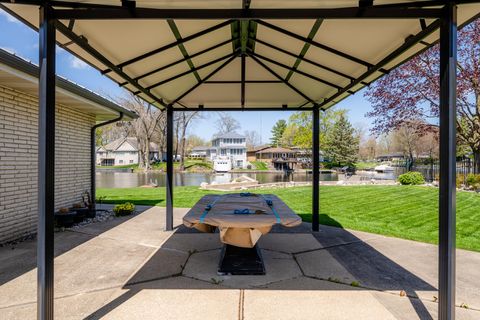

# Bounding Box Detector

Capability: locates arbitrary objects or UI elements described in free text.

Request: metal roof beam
[167,20,201,82]
[241,54,246,108]
[102,19,234,74]
[2,0,472,10]
[51,7,443,20]
[285,18,323,82]
[171,106,315,111]
[255,20,387,72]
[253,52,345,91]
[253,37,363,84]
[143,52,237,91]
[119,37,236,86]
[205,80,282,84]
[171,54,238,105]
[54,20,167,108]
[248,53,317,107]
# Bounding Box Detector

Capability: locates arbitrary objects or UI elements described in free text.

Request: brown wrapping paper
[183,193,302,248]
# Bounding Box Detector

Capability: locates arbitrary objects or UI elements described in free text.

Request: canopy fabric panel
[2,1,480,110]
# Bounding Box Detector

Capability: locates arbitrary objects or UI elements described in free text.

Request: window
[119,160,124,164]
[129,160,134,164]
[230,149,244,155]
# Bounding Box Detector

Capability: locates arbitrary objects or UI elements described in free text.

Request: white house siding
[210,136,247,168]
[0,85,95,243]
[114,141,139,165]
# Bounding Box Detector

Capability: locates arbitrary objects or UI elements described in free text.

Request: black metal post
[90,113,123,209]
[439,3,457,320]
[166,107,174,230]
[312,107,320,231]
[38,5,55,320]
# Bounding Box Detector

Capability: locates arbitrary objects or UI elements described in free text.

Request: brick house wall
[0,84,95,243]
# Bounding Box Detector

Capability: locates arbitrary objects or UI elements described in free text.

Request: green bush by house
[113,202,135,216]
[398,171,425,185]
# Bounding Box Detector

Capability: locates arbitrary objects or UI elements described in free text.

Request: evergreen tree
[270,119,287,147]
[324,114,359,166]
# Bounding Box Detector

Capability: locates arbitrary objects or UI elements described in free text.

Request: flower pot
[54,212,76,228]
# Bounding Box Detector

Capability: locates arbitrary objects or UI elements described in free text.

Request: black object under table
[217,244,266,275]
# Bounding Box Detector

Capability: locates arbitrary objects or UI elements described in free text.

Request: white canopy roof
[1,1,479,110]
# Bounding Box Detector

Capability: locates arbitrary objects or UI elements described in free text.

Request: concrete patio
[0,206,479,320]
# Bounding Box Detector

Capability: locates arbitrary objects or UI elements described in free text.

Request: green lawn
[150,160,212,171]
[354,161,378,170]
[251,161,268,170]
[96,185,480,252]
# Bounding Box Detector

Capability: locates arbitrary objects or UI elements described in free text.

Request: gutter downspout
[91,112,124,209]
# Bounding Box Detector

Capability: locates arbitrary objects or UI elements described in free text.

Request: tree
[270,119,287,146]
[215,113,240,134]
[175,111,201,171]
[324,114,359,166]
[282,109,347,150]
[186,134,207,152]
[365,19,480,173]
[118,95,165,171]
[244,130,261,149]
[359,135,377,161]
[280,124,298,147]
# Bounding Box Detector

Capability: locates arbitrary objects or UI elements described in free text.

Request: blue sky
[0,8,373,143]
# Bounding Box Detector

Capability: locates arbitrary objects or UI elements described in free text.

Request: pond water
[96,165,446,188]
[96,171,339,188]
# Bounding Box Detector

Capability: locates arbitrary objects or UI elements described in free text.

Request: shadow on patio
[2,207,479,319]
[85,214,438,320]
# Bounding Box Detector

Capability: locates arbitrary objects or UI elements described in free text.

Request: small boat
[213,156,232,172]
[374,164,395,172]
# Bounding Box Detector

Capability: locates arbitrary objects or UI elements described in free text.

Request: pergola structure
[1,1,480,319]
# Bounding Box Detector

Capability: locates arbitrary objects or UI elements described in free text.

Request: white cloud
[70,56,88,69]
[0,9,20,24]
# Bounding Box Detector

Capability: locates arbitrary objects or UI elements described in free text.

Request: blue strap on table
[200,193,281,223]
[234,208,255,214]
[260,195,281,224]
[199,195,222,223]
[241,193,281,223]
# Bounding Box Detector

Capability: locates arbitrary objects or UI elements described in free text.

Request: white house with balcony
[208,132,247,169]
[96,137,159,166]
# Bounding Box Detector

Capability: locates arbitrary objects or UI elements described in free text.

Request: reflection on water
[96,171,339,188]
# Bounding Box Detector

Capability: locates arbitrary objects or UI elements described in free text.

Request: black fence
[394,158,476,183]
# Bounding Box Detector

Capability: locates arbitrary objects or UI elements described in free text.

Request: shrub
[113,202,135,217]
[466,174,480,191]
[398,171,425,185]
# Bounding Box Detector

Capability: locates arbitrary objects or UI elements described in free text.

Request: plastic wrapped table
[183,193,302,275]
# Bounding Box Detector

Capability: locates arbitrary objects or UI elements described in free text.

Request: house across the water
[96,137,159,166]
[209,132,247,169]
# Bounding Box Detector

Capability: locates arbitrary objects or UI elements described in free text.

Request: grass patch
[354,161,377,170]
[96,185,480,252]
[251,161,268,170]
[151,160,211,171]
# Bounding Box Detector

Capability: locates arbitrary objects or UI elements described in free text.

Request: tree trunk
[474,150,480,174]
[144,138,151,171]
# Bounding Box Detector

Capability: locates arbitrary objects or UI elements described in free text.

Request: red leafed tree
[365,19,480,173]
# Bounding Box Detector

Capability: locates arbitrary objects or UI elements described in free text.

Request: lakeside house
[208,132,247,169]
[96,137,160,166]
[0,49,136,243]
[246,145,270,162]
[375,153,406,162]
[188,146,210,159]
[256,147,298,171]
